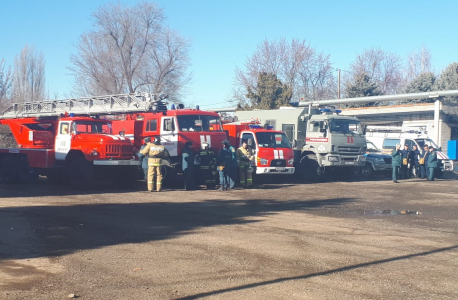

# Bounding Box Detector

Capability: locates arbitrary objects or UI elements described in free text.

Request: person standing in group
[391,143,402,183]
[409,145,420,178]
[137,137,151,181]
[419,144,430,179]
[427,146,438,181]
[237,141,254,188]
[140,136,170,192]
[400,144,410,179]
[182,141,197,190]
[216,140,237,191]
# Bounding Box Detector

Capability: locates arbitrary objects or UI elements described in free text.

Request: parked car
[358,141,392,178]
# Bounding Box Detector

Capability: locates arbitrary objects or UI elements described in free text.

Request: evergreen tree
[243,72,292,110]
[403,72,436,103]
[344,73,382,107]
[434,62,458,103]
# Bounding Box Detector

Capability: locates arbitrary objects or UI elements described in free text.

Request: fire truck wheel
[114,167,138,189]
[0,155,18,183]
[17,156,39,184]
[67,157,95,189]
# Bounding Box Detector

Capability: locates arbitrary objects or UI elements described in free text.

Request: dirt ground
[1,173,457,300]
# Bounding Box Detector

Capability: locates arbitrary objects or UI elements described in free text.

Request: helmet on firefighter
[153,136,161,145]
[144,137,151,143]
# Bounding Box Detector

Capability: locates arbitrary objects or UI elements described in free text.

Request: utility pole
[336,68,341,99]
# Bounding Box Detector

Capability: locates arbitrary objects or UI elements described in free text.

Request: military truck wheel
[299,154,325,181]
[361,164,373,178]
[66,157,96,189]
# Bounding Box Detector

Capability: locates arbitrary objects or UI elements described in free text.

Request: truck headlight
[328,156,339,162]
[258,158,268,165]
[287,158,294,165]
[91,150,100,156]
[359,156,367,162]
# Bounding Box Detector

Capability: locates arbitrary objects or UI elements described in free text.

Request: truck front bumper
[321,154,366,167]
[93,159,141,166]
[256,167,295,174]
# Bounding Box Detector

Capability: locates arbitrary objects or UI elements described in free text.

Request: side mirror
[119,131,125,137]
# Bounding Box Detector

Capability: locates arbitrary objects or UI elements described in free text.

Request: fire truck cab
[222,120,295,175]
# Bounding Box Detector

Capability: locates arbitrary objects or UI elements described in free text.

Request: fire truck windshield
[177,115,223,132]
[329,119,362,134]
[255,132,292,148]
[72,121,112,134]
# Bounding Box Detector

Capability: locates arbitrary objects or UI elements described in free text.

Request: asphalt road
[1,174,457,300]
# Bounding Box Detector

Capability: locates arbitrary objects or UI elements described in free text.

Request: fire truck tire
[0,155,18,183]
[114,167,138,189]
[66,157,95,189]
[299,154,325,181]
[17,156,39,184]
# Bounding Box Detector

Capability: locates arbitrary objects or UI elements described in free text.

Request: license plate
[345,162,354,165]
[275,167,285,171]
[119,161,131,165]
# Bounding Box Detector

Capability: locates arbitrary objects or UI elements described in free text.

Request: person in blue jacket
[137,137,151,181]
[216,140,237,191]
[427,146,438,181]
[409,145,420,178]
[419,144,429,179]
[400,144,410,179]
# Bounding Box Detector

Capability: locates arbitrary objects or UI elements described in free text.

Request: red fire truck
[109,105,228,183]
[0,93,162,188]
[222,119,295,175]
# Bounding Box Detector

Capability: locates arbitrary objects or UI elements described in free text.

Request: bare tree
[0,59,12,109]
[233,38,334,107]
[406,45,433,82]
[344,47,403,96]
[69,1,191,102]
[11,45,46,103]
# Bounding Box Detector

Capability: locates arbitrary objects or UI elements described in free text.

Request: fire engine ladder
[0,92,168,119]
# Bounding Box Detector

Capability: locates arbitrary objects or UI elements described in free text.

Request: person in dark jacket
[400,144,410,179]
[409,145,420,178]
[216,140,237,191]
[419,144,429,179]
[427,146,438,181]
[137,137,151,181]
[391,143,402,183]
[182,141,197,190]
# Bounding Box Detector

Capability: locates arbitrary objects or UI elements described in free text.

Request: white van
[366,132,453,176]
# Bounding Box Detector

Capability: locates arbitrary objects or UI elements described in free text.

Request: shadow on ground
[0,197,353,261]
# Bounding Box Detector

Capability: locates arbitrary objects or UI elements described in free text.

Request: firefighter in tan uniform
[236,141,254,187]
[140,136,170,192]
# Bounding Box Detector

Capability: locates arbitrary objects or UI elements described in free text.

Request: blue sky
[1,0,457,109]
